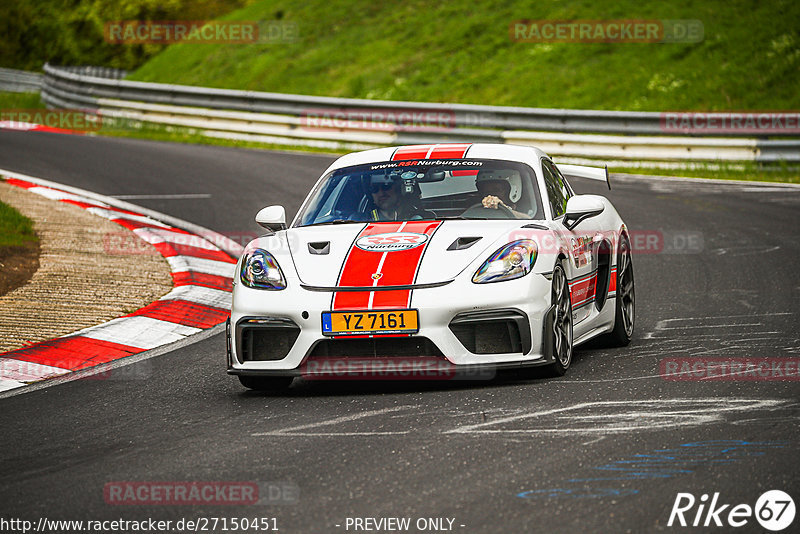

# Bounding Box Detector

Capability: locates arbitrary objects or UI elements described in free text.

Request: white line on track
[252,405,416,436]
[256,432,411,437]
[655,323,763,330]
[111,194,212,199]
[445,398,789,436]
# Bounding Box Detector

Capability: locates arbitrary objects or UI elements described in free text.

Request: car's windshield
[294,159,544,226]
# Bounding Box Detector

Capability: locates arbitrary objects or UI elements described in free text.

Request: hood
[286,220,538,287]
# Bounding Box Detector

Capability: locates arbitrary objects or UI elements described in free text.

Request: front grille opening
[307,336,445,359]
[450,320,523,354]
[239,326,300,362]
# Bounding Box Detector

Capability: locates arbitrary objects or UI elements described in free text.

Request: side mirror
[563,195,604,230]
[255,205,287,232]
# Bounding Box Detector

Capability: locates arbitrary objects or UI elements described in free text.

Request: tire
[604,237,635,346]
[546,262,574,377]
[238,375,293,392]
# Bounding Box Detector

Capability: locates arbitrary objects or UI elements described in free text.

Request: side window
[548,161,574,200]
[541,160,568,217]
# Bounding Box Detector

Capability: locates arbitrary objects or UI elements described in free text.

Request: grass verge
[0,196,40,297]
[129,0,800,112]
[0,91,45,109]
[96,119,345,155]
[0,199,38,249]
[610,163,799,184]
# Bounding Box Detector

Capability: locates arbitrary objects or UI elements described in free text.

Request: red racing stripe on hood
[332,221,442,310]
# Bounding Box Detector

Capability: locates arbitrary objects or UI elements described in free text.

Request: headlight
[472,240,537,284]
[240,248,286,290]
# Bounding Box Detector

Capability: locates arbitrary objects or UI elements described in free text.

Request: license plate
[322,310,419,336]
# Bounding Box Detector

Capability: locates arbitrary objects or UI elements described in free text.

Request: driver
[475,170,529,219]
[357,172,432,221]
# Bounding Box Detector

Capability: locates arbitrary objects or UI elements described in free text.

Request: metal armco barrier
[18,64,797,162]
[0,68,43,93]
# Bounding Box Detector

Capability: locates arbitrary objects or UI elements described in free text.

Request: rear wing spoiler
[557,164,611,190]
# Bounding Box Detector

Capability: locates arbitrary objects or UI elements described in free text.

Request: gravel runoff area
[0,181,173,352]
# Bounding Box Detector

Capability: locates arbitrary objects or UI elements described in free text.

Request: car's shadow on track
[234,351,598,398]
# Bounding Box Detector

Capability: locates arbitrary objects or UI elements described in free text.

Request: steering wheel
[461,202,514,219]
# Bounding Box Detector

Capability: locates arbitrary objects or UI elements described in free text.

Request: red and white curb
[0,170,244,392]
[0,121,85,135]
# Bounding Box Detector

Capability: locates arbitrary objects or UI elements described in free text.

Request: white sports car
[226,143,634,390]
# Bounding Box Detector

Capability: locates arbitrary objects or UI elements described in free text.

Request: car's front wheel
[238,375,293,392]
[547,262,573,376]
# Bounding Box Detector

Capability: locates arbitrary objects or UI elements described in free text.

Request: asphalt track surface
[0,130,798,533]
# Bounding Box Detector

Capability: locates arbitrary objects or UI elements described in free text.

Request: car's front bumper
[228,271,555,376]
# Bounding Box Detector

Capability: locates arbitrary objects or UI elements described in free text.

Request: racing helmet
[475,169,522,203]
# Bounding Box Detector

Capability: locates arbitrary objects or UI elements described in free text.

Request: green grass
[0,199,39,249]
[611,162,800,184]
[1,0,251,71]
[0,92,45,109]
[129,0,800,112]
[95,118,344,155]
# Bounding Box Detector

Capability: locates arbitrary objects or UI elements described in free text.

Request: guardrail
[26,64,800,163]
[0,68,43,93]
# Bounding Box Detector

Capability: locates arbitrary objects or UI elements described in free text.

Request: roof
[322,143,548,174]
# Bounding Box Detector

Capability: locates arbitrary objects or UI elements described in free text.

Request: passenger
[475,170,529,219]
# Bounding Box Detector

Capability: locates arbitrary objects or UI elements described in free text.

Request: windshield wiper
[438,216,491,220]
[302,219,358,227]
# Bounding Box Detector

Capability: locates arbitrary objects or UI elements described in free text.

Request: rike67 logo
[668,490,795,531]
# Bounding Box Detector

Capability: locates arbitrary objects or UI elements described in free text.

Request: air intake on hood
[307,241,330,255]
[447,236,482,251]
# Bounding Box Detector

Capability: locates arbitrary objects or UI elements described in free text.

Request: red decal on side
[609,267,618,293]
[569,271,598,307]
